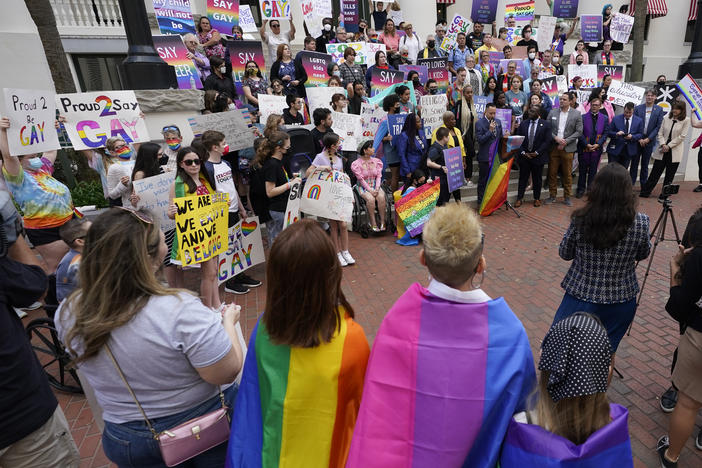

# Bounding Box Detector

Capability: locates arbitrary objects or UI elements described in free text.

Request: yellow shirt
[474,45,498,61]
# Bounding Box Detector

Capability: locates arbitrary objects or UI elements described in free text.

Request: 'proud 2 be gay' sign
[2,88,61,156]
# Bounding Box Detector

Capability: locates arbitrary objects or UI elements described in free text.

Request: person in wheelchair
[352,141,387,233]
[56,218,91,303]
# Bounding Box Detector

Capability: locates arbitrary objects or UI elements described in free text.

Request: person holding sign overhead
[260,16,296,67]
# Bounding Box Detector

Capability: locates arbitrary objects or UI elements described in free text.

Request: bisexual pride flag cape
[226,313,369,468]
[479,135,524,216]
[500,404,634,467]
[346,283,536,468]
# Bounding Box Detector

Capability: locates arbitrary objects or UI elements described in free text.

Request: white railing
[50,0,125,36]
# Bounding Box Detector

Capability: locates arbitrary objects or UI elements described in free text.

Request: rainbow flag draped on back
[479,135,524,216]
[226,313,369,468]
[500,404,634,467]
[347,283,536,467]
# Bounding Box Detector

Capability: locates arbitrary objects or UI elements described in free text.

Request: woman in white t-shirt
[56,207,244,468]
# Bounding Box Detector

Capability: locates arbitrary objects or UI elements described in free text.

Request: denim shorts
[101,384,238,468]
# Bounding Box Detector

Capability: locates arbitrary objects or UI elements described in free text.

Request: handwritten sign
[207,0,238,35]
[152,0,195,35]
[300,168,354,223]
[370,68,404,97]
[2,88,60,156]
[259,0,290,20]
[610,13,634,44]
[174,193,229,266]
[326,42,366,65]
[420,95,448,137]
[360,102,385,141]
[331,111,362,151]
[567,64,597,88]
[314,0,332,17]
[257,94,287,124]
[218,216,265,283]
[580,15,603,42]
[552,0,578,18]
[152,35,202,90]
[301,0,322,38]
[239,5,257,32]
[471,0,498,24]
[306,86,346,112]
[597,65,623,86]
[505,1,535,21]
[55,91,149,151]
[537,16,557,53]
[227,40,266,96]
[676,74,702,120]
[417,57,450,92]
[299,51,331,87]
[395,178,440,237]
[283,180,302,229]
[440,14,472,53]
[606,80,645,107]
[188,110,255,152]
[364,43,386,66]
[445,147,465,193]
[133,172,176,232]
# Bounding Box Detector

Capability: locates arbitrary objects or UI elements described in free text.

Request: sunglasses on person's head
[162,125,179,133]
[183,158,201,166]
[116,206,154,224]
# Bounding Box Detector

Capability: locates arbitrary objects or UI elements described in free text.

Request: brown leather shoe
[533,199,542,207]
[514,199,523,207]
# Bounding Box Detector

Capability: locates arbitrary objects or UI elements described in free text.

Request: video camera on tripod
[659,183,680,200]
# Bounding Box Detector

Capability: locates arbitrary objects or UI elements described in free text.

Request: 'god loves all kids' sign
[175,193,229,266]
[55,91,150,151]
[2,88,61,156]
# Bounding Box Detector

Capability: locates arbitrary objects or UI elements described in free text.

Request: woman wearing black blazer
[270,44,304,96]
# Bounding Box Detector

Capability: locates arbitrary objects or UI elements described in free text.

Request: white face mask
[228,103,236,110]
[333,70,341,77]
[324,24,332,32]
[528,52,536,60]
[219,66,226,74]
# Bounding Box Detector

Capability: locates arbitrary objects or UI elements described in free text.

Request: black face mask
[658,80,665,86]
[576,61,583,66]
[429,88,438,95]
[412,78,420,86]
[428,41,435,48]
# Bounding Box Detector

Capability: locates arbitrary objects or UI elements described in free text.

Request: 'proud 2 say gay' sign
[55,91,150,151]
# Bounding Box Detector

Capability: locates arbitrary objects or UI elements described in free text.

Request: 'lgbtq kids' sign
[226,40,267,95]
[2,88,60,156]
[56,91,150,151]
[133,172,176,232]
[152,35,202,89]
[299,51,332,87]
[395,178,440,237]
[207,0,239,35]
[370,68,404,97]
[300,168,354,223]
[152,0,195,35]
[175,193,229,266]
[218,216,265,283]
[505,1,535,21]
[259,0,290,20]
[580,15,603,42]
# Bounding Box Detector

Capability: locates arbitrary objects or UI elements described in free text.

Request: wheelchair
[351,183,396,238]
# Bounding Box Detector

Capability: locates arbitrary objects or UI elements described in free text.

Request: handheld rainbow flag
[500,404,634,467]
[479,135,524,216]
[395,178,440,237]
[347,283,536,467]
[226,314,369,468]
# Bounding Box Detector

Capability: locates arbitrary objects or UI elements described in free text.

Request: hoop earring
[471,271,484,290]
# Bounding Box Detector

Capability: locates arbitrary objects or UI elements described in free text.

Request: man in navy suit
[515,105,552,207]
[476,102,503,205]
[632,89,664,186]
[606,102,644,169]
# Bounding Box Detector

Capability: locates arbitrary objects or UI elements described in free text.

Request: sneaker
[14,308,27,319]
[544,197,557,205]
[563,198,573,206]
[224,280,250,295]
[337,252,348,267]
[696,428,702,450]
[466,180,475,188]
[693,184,702,193]
[342,250,355,265]
[237,273,262,288]
[657,435,678,468]
[660,386,678,413]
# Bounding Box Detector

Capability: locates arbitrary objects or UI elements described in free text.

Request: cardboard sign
[326,42,366,65]
[239,5,257,32]
[306,86,346,112]
[152,35,202,90]
[301,0,322,38]
[495,108,512,135]
[610,13,634,44]
[314,0,332,17]
[299,51,332,87]
[399,65,428,84]
[420,95,448,138]
[395,178,440,237]
[606,80,645,107]
[207,0,238,35]
[552,0,578,18]
[188,110,255,152]
[574,90,591,106]
[55,91,149,151]
[471,0,498,24]
[440,14,472,53]
[174,193,229,266]
[370,68,404,97]
[218,216,265,283]
[505,1,535,21]
[152,0,196,35]
[445,147,465,193]
[677,74,702,120]
[537,16,557,53]
[300,168,354,223]
[360,102,386,141]
[568,64,597,89]
[283,180,302,229]
[2,88,60,156]
[259,0,290,20]
[580,15,602,42]
[227,40,267,96]
[331,111,363,151]
[417,57,450,92]
[133,172,176,232]
[597,65,624,86]
[258,94,287,124]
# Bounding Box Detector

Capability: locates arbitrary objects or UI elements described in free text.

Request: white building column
[399,0,437,45]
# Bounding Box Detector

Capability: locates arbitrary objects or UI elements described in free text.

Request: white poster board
[283,179,302,230]
[440,14,472,53]
[610,13,634,44]
[2,88,60,156]
[331,111,363,152]
[55,91,149,151]
[258,94,287,124]
[567,64,597,89]
[306,86,346,112]
[606,80,645,107]
[239,5,257,33]
[133,172,176,232]
[300,168,354,223]
[537,16,557,53]
[420,94,448,139]
[259,0,291,20]
[360,102,386,141]
[218,216,265,284]
[188,109,255,151]
[363,43,387,67]
[301,0,322,38]
[314,0,332,18]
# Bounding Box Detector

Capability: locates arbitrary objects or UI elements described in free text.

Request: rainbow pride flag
[347,283,536,467]
[207,0,239,35]
[479,135,524,216]
[505,1,535,21]
[500,404,634,467]
[226,313,369,468]
[394,178,440,237]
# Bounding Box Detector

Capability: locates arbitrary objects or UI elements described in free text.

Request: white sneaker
[337,252,348,267]
[14,308,28,319]
[466,180,475,188]
[22,301,42,311]
[342,250,355,265]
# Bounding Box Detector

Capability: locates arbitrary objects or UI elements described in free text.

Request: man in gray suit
[545,92,583,206]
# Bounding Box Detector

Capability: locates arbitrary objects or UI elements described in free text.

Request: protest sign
[610,13,634,44]
[301,0,322,38]
[537,16,557,53]
[580,15,602,42]
[259,0,290,20]
[511,46,528,59]
[360,102,385,141]
[314,0,332,17]
[606,80,645,107]
[499,59,525,78]
[133,172,176,232]
[417,57,450,92]
[283,180,302,229]
[207,0,238,35]
[368,82,417,108]
[574,90,590,106]
[55,91,149,151]
[440,14,471,53]
[505,1,535,21]
[258,94,287,124]
[677,74,702,120]
[363,43,386,66]
[326,42,366,65]
[420,95,448,138]
[495,108,513,135]
[300,168,354,223]
[218,216,265,283]
[174,193,229,266]
[306,86,346,112]
[395,178,440,237]
[552,0,578,18]
[656,83,680,113]
[597,65,624,86]
[152,35,202,90]
[488,51,505,70]
[227,40,266,95]
[2,88,60,156]
[299,51,332,87]
[541,76,559,106]
[568,64,597,88]
[474,95,491,119]
[331,111,362,151]
[341,0,359,33]
[556,75,569,94]
[370,68,404,96]
[152,0,195,35]
[471,0,498,24]
[239,5,257,32]
[445,147,465,193]
[188,110,255,151]
[399,65,428,84]
[387,113,409,137]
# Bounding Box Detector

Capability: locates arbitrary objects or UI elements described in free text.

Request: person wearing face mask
[354,19,370,42]
[522,45,541,78]
[570,40,590,64]
[103,137,138,208]
[516,25,538,52]
[203,55,238,102]
[393,45,412,68]
[425,79,440,96]
[315,17,337,53]
[418,34,441,61]
[242,61,271,108]
[551,51,564,76]
[160,125,182,171]
[655,75,668,95]
[259,15,295,67]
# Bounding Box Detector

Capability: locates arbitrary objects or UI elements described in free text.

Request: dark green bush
[71,181,109,208]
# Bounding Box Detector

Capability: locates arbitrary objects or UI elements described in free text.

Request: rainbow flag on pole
[226,313,369,468]
[479,135,524,216]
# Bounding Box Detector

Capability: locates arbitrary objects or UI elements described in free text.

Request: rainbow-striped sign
[505,1,534,21]
[152,35,202,90]
[395,178,440,237]
[677,73,702,120]
[207,0,239,35]
[226,40,267,96]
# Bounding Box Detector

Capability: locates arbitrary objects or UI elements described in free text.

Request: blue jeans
[631,144,653,185]
[102,384,238,468]
[267,210,285,244]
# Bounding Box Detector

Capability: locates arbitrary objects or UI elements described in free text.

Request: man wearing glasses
[259,15,296,67]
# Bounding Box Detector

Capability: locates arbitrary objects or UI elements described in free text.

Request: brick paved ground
[26,181,702,467]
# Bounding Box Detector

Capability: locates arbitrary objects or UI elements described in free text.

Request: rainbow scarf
[479,135,524,216]
[500,404,633,467]
[347,283,536,467]
[226,313,370,468]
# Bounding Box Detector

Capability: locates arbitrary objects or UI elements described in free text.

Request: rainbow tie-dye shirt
[2,157,74,230]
